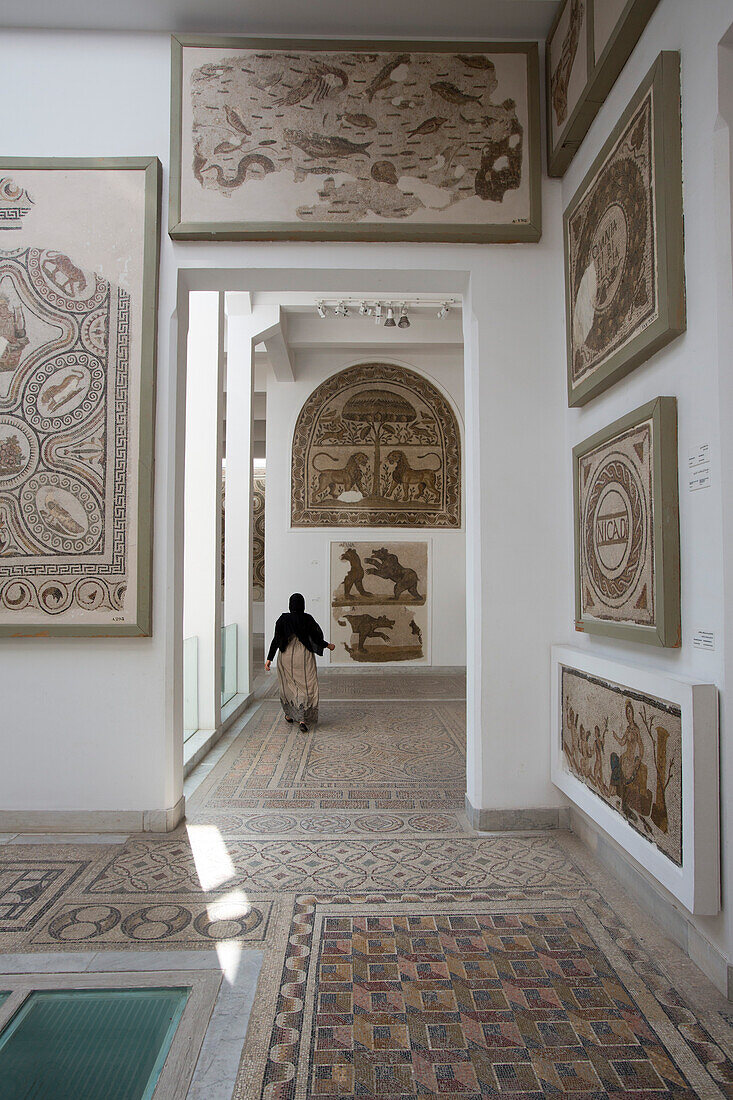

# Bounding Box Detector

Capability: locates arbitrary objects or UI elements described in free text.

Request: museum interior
[1,0,733,1095]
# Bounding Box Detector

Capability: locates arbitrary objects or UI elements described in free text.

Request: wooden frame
[564,52,685,407]
[0,157,161,636]
[169,35,542,243]
[551,645,720,915]
[546,0,661,177]
[572,397,680,647]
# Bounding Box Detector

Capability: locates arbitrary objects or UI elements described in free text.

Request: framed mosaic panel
[0,158,161,636]
[564,52,685,406]
[169,36,541,243]
[546,0,594,177]
[552,645,720,914]
[252,464,265,601]
[330,540,429,665]
[573,397,679,647]
[292,362,461,529]
[546,0,661,177]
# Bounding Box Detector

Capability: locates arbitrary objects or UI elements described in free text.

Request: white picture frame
[551,645,719,915]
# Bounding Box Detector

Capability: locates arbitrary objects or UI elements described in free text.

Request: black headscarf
[267,593,326,661]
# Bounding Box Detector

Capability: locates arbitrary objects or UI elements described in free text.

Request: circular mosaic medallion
[0,415,39,491]
[21,472,103,553]
[37,580,73,615]
[193,906,263,940]
[27,248,107,312]
[121,904,191,941]
[244,814,298,834]
[1,580,33,611]
[25,351,104,430]
[48,905,121,942]
[75,578,107,612]
[354,814,403,833]
[407,813,454,831]
[583,454,646,606]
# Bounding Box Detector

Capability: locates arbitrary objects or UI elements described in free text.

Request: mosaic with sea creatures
[175,41,539,239]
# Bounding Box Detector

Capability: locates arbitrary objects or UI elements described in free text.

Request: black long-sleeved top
[267,611,327,662]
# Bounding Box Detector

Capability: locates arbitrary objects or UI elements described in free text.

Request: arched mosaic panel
[291,362,461,529]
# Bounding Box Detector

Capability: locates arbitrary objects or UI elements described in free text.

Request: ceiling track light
[397,304,410,329]
[374,303,383,325]
[384,304,396,328]
[436,301,450,319]
[316,301,327,319]
[334,301,349,317]
[359,301,372,316]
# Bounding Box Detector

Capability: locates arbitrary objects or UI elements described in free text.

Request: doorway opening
[178,267,476,816]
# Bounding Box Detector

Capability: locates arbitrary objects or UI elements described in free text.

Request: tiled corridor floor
[1,668,732,1097]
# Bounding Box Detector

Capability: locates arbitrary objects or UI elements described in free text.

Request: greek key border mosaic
[0,157,160,635]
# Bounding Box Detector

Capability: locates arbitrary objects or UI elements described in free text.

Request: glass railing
[183,635,198,742]
[221,623,238,706]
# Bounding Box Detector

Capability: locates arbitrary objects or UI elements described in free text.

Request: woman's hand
[265,659,271,671]
[327,643,336,651]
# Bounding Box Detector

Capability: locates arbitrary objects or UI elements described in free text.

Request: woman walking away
[265,593,335,733]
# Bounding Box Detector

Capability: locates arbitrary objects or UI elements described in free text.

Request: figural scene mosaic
[291,362,461,529]
[0,161,159,635]
[331,540,429,664]
[172,39,540,240]
[561,665,682,865]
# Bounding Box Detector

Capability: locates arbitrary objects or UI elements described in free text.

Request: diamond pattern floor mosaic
[2,669,733,1098]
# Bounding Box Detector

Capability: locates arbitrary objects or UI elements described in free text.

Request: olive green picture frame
[168,35,542,243]
[564,52,685,408]
[572,396,680,648]
[547,0,661,177]
[0,156,161,638]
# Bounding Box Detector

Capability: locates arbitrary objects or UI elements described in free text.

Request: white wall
[0,29,567,832]
[263,349,466,668]
[559,0,733,963]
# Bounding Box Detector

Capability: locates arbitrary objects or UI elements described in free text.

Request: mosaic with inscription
[292,362,460,528]
[562,665,682,865]
[578,418,654,628]
[567,89,657,388]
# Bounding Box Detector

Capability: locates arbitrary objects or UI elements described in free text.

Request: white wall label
[692,630,715,651]
[688,443,711,491]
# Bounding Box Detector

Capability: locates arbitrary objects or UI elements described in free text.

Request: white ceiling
[0,0,558,37]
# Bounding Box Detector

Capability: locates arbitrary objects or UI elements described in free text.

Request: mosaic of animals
[311,448,442,504]
[339,546,424,601]
[190,49,525,222]
[338,612,395,652]
[565,695,675,840]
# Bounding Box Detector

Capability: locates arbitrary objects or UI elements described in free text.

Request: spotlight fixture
[359,301,372,316]
[397,304,410,329]
[384,304,396,328]
[316,301,327,319]
[374,302,383,325]
[436,301,450,319]
[334,301,349,317]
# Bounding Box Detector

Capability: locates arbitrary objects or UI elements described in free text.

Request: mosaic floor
[2,668,732,1098]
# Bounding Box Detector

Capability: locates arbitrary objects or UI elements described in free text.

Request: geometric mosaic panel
[251,899,709,1099]
[0,859,88,932]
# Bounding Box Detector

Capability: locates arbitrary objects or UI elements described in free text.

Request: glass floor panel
[0,987,189,1100]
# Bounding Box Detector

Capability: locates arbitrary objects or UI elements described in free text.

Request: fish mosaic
[176,41,539,238]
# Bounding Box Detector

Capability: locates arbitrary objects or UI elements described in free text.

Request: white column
[224,303,255,698]
[183,291,225,734]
